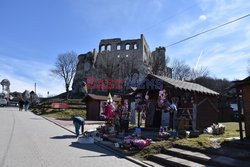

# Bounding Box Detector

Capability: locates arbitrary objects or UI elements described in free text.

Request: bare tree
[171,59,191,80]
[190,66,210,80]
[95,52,117,78]
[194,76,232,94]
[94,52,121,94]
[95,53,141,95]
[51,51,78,99]
[123,54,141,93]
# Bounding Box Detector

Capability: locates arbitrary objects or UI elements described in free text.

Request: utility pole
[237,89,244,141]
[34,83,37,93]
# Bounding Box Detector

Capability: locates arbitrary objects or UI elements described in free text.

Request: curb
[41,115,150,167]
[95,141,151,167]
[41,116,76,134]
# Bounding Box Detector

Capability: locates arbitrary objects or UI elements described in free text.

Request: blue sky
[0,0,249,96]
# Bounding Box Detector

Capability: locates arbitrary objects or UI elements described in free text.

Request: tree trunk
[66,83,69,99]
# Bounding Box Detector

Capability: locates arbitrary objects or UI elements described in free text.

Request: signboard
[51,103,69,109]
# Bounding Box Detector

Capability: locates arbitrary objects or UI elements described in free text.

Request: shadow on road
[50,135,77,139]
[69,142,121,159]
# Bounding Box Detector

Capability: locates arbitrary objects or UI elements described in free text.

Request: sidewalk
[44,117,105,133]
[42,116,151,167]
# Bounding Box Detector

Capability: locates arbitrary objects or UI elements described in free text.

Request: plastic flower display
[158,89,166,108]
[103,102,114,119]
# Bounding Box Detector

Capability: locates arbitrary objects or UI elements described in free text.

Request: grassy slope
[174,122,244,149]
[134,122,243,159]
[31,108,86,119]
[31,98,86,119]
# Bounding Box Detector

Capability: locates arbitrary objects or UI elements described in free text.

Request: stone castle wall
[72,34,172,95]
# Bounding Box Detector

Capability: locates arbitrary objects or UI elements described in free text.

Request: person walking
[18,100,24,111]
[72,116,85,137]
[24,101,29,111]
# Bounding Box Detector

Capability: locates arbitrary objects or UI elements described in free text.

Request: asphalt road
[0,107,140,167]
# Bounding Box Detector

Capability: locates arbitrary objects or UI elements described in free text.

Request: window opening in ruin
[100,45,105,52]
[126,54,129,57]
[125,44,130,50]
[134,44,138,49]
[117,55,120,58]
[116,44,121,50]
[107,45,111,51]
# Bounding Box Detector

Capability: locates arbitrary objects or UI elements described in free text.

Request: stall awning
[233,76,250,86]
[148,74,219,95]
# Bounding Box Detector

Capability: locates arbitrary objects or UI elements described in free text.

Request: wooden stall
[233,76,250,139]
[132,74,219,130]
[83,94,121,121]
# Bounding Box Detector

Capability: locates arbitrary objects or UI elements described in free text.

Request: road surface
[0,107,140,167]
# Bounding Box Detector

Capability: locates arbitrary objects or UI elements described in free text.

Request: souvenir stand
[131,74,219,139]
[95,93,152,151]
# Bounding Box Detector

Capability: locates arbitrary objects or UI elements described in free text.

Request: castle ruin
[72,34,171,95]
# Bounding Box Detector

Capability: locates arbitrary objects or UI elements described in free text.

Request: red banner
[51,103,69,109]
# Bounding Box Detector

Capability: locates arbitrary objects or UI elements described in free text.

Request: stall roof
[233,76,250,86]
[148,74,219,95]
[83,94,121,101]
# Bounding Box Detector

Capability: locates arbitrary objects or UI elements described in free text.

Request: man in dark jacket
[72,116,85,137]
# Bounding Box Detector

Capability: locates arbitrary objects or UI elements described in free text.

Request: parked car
[0,98,8,107]
[8,101,18,107]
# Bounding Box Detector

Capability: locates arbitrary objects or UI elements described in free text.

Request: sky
[0,0,249,96]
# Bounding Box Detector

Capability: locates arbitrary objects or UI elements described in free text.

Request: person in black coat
[18,100,24,111]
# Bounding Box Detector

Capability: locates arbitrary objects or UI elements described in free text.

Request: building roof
[233,76,250,86]
[83,94,121,102]
[148,74,219,95]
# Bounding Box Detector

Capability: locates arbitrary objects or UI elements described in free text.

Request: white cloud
[199,15,207,21]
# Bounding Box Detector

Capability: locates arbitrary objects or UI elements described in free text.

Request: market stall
[130,74,219,132]
[83,93,121,120]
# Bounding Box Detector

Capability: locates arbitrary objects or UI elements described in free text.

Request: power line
[166,13,250,48]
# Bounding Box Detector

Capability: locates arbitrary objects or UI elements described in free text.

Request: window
[126,54,129,57]
[125,44,130,50]
[116,44,121,50]
[134,44,138,49]
[107,45,111,51]
[100,45,105,52]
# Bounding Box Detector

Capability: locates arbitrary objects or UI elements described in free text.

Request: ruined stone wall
[141,34,151,65]
[72,35,172,95]
[98,34,149,64]
[150,47,172,77]
[72,52,96,94]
